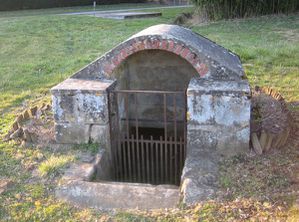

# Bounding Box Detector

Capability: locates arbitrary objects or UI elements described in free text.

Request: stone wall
[51,78,116,152]
[180,78,251,204]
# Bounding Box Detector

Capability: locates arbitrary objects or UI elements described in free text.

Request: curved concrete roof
[131,24,244,76]
[72,24,244,81]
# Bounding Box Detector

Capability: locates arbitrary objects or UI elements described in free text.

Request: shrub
[191,0,299,20]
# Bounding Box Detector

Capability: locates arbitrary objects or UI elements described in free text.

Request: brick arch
[100,37,209,78]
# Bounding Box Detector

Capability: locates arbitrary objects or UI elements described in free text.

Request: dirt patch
[0,179,12,195]
[3,103,55,145]
[275,29,299,42]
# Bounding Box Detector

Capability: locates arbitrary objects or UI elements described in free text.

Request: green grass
[0,4,298,221]
[38,155,75,177]
[0,6,193,113]
[0,3,164,18]
[192,14,299,102]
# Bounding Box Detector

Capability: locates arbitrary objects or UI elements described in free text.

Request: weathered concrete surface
[187,78,251,156]
[181,151,219,204]
[57,149,179,210]
[56,181,179,210]
[51,78,116,144]
[51,79,113,124]
[62,149,112,182]
[181,77,251,205]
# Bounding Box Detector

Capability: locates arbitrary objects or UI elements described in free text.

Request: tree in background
[190,0,299,20]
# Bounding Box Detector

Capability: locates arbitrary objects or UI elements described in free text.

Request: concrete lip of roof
[92,11,162,19]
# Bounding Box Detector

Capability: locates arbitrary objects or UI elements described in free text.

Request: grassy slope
[192,14,299,102]
[0,4,298,221]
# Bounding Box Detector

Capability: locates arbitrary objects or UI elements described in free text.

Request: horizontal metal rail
[119,118,185,124]
[112,89,185,94]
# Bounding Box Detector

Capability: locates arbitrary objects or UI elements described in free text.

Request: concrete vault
[51,24,251,209]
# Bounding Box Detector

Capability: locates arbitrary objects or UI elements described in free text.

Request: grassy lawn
[0,3,166,18]
[0,4,298,221]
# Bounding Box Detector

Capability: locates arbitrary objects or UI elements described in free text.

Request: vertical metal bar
[120,135,124,182]
[150,136,154,184]
[115,92,122,181]
[170,136,173,184]
[160,136,164,184]
[175,142,178,185]
[125,93,131,181]
[108,92,116,179]
[134,93,141,182]
[155,140,159,184]
[165,135,168,183]
[146,141,150,183]
[173,94,177,141]
[183,91,187,157]
[179,136,183,176]
[163,93,168,183]
[125,93,130,136]
[121,141,126,182]
[122,134,127,182]
[163,94,167,140]
[141,135,145,183]
[173,94,178,185]
[127,135,132,181]
[131,134,135,182]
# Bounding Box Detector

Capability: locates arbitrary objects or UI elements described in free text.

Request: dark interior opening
[112,126,185,186]
[131,127,165,140]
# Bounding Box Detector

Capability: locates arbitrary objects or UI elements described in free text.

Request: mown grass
[0,4,298,221]
[0,6,193,113]
[192,14,299,102]
[0,3,164,18]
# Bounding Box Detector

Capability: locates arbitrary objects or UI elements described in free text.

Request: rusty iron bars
[109,89,187,186]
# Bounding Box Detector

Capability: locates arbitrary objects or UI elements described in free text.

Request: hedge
[191,0,299,20]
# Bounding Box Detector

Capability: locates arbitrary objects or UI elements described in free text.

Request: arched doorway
[109,50,197,185]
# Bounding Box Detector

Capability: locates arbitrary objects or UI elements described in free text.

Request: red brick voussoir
[102,37,209,78]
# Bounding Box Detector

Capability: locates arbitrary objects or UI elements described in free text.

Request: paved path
[61,5,192,16]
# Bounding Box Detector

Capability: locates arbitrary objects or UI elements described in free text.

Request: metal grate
[109,90,186,185]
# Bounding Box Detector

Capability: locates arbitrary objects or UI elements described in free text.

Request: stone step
[56,180,180,210]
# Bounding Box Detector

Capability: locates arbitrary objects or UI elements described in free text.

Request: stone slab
[56,181,179,210]
[187,78,250,95]
[90,124,110,145]
[51,78,115,93]
[52,89,109,124]
[93,12,162,20]
[55,123,90,144]
[57,148,179,210]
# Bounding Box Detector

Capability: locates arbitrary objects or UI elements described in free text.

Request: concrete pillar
[181,77,251,204]
[51,78,116,151]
